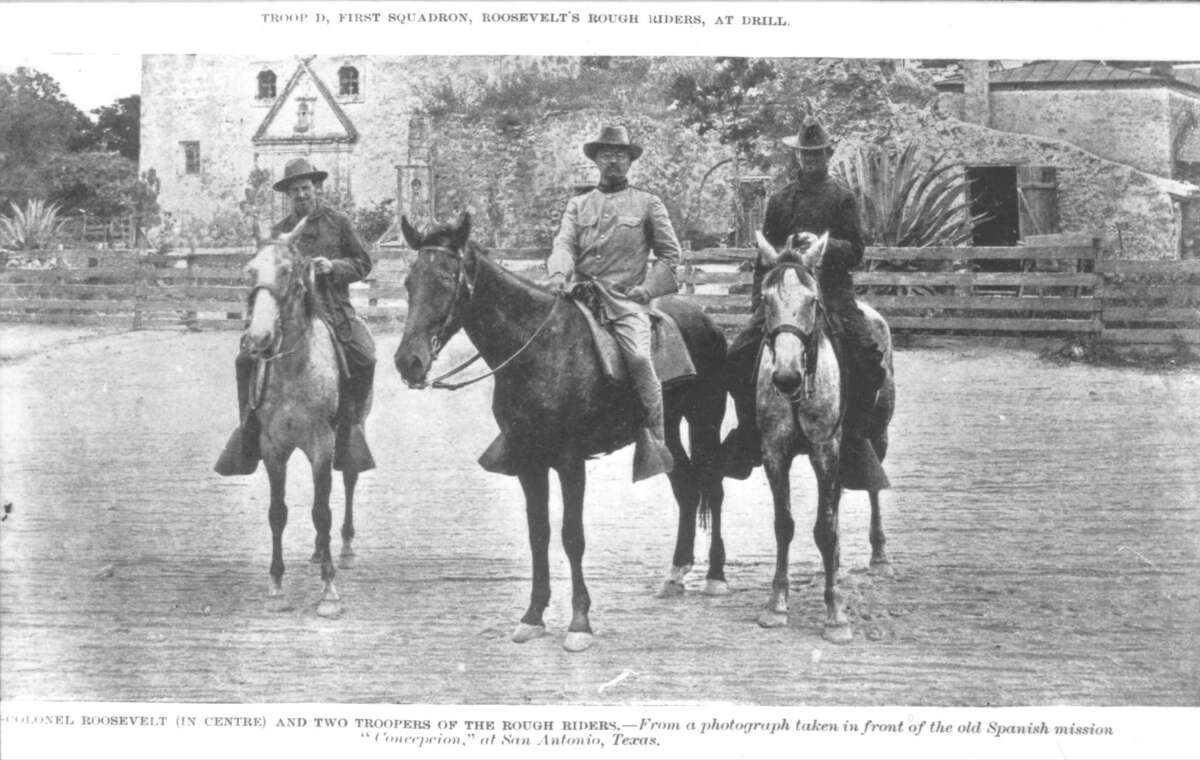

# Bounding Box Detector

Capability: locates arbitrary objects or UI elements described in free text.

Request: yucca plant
[0,199,70,251]
[835,141,985,296]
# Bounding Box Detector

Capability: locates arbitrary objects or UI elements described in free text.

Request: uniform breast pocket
[616,214,642,228]
[577,208,600,228]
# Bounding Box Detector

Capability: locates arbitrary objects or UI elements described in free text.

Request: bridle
[245,243,312,364]
[410,243,560,391]
[763,262,822,402]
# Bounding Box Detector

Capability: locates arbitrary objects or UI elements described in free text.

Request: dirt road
[1,328,1197,705]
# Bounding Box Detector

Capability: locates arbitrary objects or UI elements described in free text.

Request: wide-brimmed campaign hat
[273,158,329,192]
[781,115,834,152]
[583,125,643,161]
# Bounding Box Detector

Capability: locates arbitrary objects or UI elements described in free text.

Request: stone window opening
[181,141,201,175]
[338,66,360,97]
[257,70,276,100]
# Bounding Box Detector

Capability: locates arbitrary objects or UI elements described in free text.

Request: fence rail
[2,242,1198,348]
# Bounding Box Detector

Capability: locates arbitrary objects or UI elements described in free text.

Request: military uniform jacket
[757,174,865,315]
[548,186,681,321]
[272,205,372,339]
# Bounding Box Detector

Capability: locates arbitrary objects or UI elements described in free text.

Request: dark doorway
[967,166,1020,246]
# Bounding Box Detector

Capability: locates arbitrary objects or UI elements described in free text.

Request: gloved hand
[542,273,569,293]
[627,285,652,304]
[791,232,819,253]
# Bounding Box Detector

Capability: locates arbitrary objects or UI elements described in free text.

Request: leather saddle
[569,298,696,387]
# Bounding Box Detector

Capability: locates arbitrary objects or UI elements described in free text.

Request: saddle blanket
[570,300,696,386]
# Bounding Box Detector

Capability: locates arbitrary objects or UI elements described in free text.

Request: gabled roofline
[252,56,359,145]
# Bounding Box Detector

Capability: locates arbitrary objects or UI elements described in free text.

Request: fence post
[1092,236,1105,343]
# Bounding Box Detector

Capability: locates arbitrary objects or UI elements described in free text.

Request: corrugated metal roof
[937,61,1200,95]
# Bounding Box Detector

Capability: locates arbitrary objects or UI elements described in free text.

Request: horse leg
[692,417,729,596]
[868,490,894,578]
[265,451,292,612]
[559,457,593,652]
[339,471,358,569]
[757,451,794,628]
[310,446,341,618]
[512,465,550,644]
[813,445,851,643]
[658,408,695,598]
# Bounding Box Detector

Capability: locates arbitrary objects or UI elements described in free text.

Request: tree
[84,95,140,160]
[0,67,91,163]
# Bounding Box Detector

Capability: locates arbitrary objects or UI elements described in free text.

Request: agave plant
[835,141,985,297]
[0,199,71,251]
[835,140,981,248]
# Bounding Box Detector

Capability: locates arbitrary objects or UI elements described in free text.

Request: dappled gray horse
[241,220,365,617]
[753,231,895,643]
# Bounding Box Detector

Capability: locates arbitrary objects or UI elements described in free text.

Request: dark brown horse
[752,231,895,642]
[394,214,728,652]
[242,221,365,617]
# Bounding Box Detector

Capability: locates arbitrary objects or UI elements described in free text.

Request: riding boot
[630,363,674,483]
[214,353,261,476]
[719,329,763,480]
[837,310,889,492]
[334,360,376,473]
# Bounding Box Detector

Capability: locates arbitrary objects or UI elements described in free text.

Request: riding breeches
[610,311,665,433]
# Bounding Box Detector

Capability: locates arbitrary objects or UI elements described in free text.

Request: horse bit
[413,244,560,391]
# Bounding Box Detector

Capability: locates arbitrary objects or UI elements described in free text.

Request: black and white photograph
[1,2,1198,758]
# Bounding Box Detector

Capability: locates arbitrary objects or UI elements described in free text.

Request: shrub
[0,199,70,250]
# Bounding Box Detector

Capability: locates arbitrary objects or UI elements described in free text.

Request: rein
[415,244,560,391]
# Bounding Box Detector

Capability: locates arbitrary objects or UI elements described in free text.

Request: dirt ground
[0,326,1197,705]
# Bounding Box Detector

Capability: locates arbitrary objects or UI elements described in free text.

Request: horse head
[242,217,311,359]
[395,212,474,387]
[756,230,827,401]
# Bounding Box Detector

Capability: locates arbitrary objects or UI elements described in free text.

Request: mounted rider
[215,157,377,476]
[546,125,682,481]
[722,115,887,481]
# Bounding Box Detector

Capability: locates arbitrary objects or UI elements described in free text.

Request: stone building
[137,54,732,248]
[935,60,1200,258]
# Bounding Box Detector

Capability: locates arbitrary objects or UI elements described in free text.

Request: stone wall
[900,112,1183,259]
[430,110,734,248]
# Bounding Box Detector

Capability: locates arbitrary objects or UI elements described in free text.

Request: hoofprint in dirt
[0,330,1197,704]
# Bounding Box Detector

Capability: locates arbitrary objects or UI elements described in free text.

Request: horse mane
[761,250,816,293]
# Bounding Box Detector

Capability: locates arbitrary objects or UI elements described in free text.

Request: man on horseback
[546,126,682,480]
[215,157,377,476]
[722,115,887,482]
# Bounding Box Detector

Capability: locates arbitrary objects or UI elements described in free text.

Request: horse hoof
[266,595,292,613]
[869,560,894,579]
[511,623,546,644]
[823,624,853,644]
[563,632,594,652]
[316,598,344,619]
[655,580,685,598]
[702,579,731,596]
[338,553,357,570]
[757,610,789,628]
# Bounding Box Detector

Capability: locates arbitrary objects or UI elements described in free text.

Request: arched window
[338,66,360,97]
[256,70,276,100]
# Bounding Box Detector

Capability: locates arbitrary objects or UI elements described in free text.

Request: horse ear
[451,211,471,250]
[755,231,779,268]
[278,217,307,247]
[400,216,422,250]
[801,231,829,270]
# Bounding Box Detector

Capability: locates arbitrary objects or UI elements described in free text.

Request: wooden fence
[2,241,1198,348]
